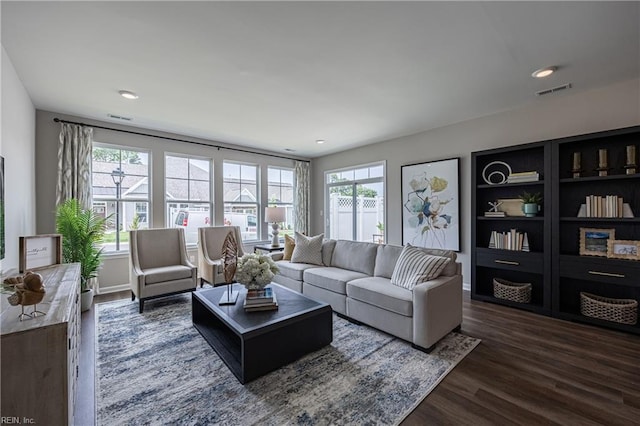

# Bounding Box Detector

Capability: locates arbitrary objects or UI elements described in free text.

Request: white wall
[311,78,640,283]
[1,47,36,275]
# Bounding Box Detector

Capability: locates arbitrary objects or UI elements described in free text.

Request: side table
[254,244,284,254]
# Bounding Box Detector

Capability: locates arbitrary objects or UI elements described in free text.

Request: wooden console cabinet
[1,263,81,425]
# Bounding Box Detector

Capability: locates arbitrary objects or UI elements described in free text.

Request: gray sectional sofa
[272,239,463,351]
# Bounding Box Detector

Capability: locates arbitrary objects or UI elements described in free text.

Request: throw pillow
[283,234,295,261]
[390,245,451,290]
[290,232,324,265]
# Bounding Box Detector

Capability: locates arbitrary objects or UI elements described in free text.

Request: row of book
[484,211,506,217]
[489,230,530,251]
[243,287,279,312]
[583,195,625,218]
[507,171,539,183]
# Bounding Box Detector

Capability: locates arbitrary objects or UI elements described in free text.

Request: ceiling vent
[107,113,132,121]
[536,83,572,96]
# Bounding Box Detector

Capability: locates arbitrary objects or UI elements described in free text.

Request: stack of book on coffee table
[243,287,278,312]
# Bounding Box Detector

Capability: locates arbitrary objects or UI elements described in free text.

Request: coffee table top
[193,283,330,335]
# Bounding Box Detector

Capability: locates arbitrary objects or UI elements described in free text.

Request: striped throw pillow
[290,232,324,265]
[390,245,451,290]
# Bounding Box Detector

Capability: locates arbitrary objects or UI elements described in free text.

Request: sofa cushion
[143,265,193,285]
[304,267,368,295]
[347,277,413,316]
[291,232,324,265]
[373,244,404,278]
[330,240,378,275]
[390,245,450,290]
[275,260,319,282]
[283,234,295,260]
[322,239,337,266]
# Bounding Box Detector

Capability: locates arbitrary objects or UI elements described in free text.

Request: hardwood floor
[77,291,640,425]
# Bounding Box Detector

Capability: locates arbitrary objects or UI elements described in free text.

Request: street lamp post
[111,168,125,250]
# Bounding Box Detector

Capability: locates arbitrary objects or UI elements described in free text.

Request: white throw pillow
[391,244,451,290]
[290,232,324,265]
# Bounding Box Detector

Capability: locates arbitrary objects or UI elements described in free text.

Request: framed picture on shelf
[401,157,460,251]
[579,228,615,257]
[607,240,640,260]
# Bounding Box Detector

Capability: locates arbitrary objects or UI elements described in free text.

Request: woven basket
[493,278,532,304]
[580,292,638,325]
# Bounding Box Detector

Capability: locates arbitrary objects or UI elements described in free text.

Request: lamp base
[271,223,280,247]
[219,285,239,305]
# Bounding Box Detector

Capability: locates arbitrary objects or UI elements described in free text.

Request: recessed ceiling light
[316,139,325,144]
[118,90,139,100]
[531,66,558,78]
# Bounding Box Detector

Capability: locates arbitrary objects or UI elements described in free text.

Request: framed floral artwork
[401,157,460,251]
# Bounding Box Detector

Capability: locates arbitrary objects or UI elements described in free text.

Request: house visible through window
[325,162,385,243]
[223,161,258,241]
[267,166,294,239]
[92,144,150,252]
[165,154,212,245]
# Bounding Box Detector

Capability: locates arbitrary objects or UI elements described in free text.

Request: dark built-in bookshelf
[472,125,640,335]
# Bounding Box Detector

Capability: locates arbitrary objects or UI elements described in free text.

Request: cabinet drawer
[559,256,639,287]
[476,248,544,273]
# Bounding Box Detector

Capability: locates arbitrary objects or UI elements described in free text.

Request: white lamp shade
[265,206,286,223]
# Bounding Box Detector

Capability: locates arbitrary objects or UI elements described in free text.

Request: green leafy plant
[376,222,384,232]
[55,198,110,292]
[519,191,543,205]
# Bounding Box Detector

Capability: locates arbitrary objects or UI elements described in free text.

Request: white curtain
[56,123,93,209]
[294,161,310,234]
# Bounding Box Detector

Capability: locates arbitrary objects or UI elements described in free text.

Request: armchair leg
[139,299,144,313]
[131,291,136,301]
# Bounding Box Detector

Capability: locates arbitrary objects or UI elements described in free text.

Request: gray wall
[35,110,307,293]
[1,47,36,275]
[311,78,640,283]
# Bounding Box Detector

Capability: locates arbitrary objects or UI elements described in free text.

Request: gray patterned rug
[96,294,480,425]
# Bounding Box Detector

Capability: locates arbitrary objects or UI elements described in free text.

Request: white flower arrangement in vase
[234,253,279,290]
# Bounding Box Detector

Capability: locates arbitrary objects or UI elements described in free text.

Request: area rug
[96,294,480,425]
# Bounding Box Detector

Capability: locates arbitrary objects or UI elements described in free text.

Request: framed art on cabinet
[401,157,460,251]
[607,240,640,260]
[19,234,63,272]
[579,228,615,257]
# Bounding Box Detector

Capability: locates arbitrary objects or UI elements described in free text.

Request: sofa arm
[412,275,463,349]
[271,252,284,261]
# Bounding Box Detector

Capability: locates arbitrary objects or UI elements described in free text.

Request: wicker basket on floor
[580,292,638,325]
[493,278,531,304]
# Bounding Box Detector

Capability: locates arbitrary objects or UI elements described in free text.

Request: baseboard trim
[463,282,470,292]
[97,283,130,295]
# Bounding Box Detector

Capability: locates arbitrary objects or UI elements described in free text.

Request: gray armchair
[130,228,197,313]
[197,226,245,287]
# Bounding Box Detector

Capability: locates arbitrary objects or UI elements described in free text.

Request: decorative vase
[522,203,539,217]
[81,288,94,312]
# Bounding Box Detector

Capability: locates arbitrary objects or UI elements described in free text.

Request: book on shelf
[489,229,529,251]
[506,171,539,183]
[484,211,506,217]
[584,195,627,218]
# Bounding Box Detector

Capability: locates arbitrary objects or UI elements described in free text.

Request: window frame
[223,160,260,242]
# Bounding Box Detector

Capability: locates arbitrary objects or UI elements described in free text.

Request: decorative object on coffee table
[243,286,278,312]
[219,231,240,305]
[234,252,279,291]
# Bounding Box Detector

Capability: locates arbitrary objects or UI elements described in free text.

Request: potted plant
[55,198,110,311]
[519,191,543,217]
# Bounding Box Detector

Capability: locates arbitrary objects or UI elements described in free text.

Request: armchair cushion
[143,265,194,285]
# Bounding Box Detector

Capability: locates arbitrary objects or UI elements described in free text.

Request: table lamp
[264,206,286,247]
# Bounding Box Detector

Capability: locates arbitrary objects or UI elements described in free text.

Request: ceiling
[2,2,638,158]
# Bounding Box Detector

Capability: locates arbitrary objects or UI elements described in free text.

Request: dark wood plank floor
[77,291,640,425]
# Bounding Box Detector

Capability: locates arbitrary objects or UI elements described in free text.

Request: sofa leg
[412,343,435,353]
[131,291,136,301]
[139,299,144,313]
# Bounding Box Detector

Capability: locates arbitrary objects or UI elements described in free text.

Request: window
[165,155,212,245]
[92,145,150,252]
[325,162,385,243]
[267,167,294,239]
[223,161,259,241]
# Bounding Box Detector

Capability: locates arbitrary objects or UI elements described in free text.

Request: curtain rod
[53,118,310,163]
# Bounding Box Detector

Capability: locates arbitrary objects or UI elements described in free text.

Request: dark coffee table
[192,283,333,384]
